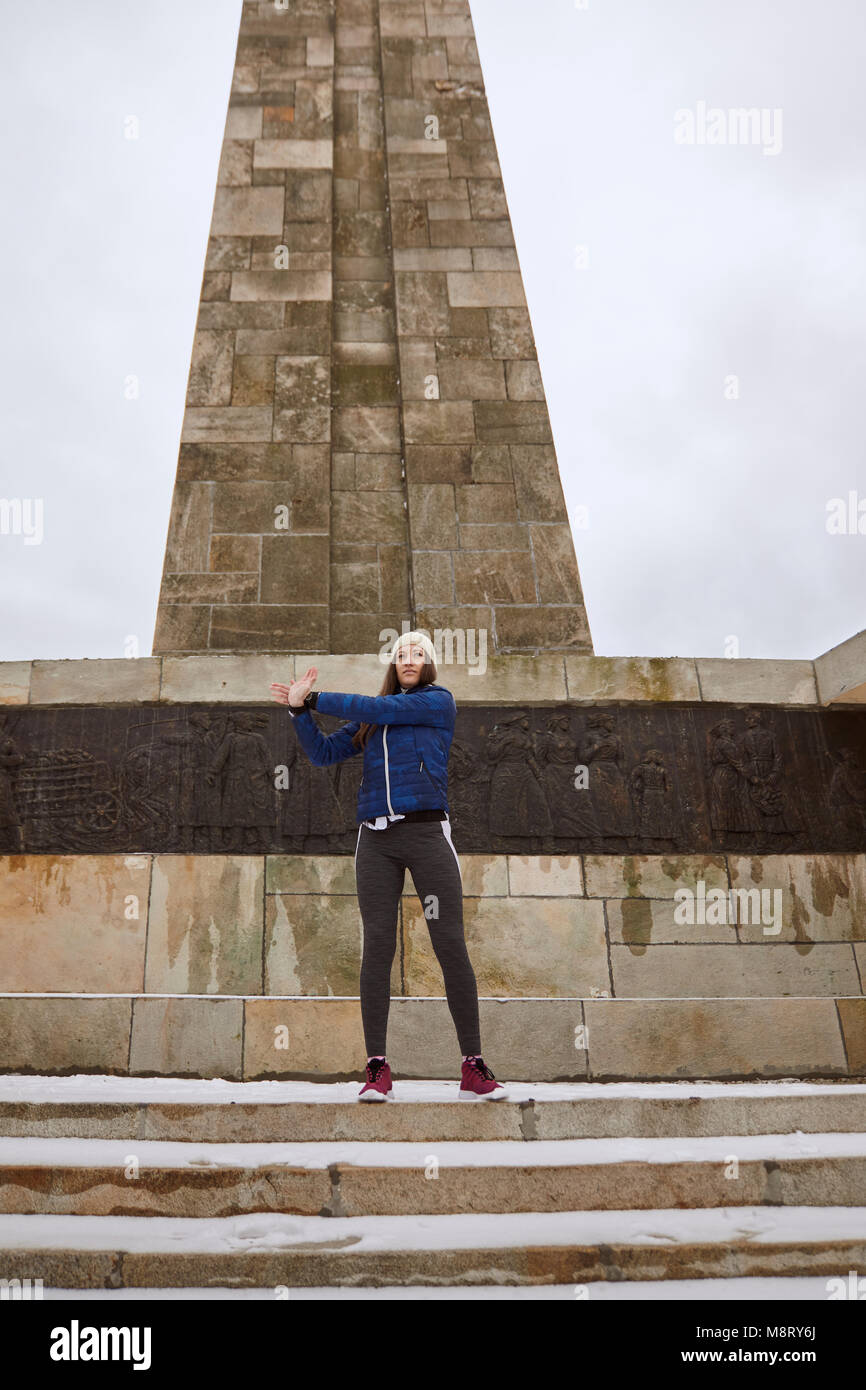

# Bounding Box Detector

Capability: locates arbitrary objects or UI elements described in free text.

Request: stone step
[1,1134,865,1218]
[1,994,864,1080]
[2,1076,866,1142]
[1,1207,864,1286]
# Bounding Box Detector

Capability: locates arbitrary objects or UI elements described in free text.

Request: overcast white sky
[1,0,864,663]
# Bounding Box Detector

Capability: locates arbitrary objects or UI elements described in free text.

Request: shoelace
[465,1056,496,1081]
[366,1058,388,1083]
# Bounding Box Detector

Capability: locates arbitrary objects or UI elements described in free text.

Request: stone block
[231,353,275,406]
[814,628,866,705]
[29,659,162,705]
[407,483,458,547]
[0,854,150,992]
[510,443,567,518]
[530,524,583,603]
[188,330,234,406]
[488,307,535,358]
[394,271,451,335]
[144,857,264,995]
[453,550,535,604]
[730,854,866,941]
[455,482,516,523]
[443,653,567,702]
[412,551,454,604]
[606,895,734,946]
[446,272,526,308]
[696,658,818,705]
[253,139,332,169]
[0,997,131,1074]
[265,894,401,996]
[585,998,848,1079]
[211,480,299,534]
[0,662,30,704]
[333,406,401,451]
[438,358,506,399]
[386,998,588,1080]
[494,604,591,651]
[459,522,528,550]
[244,998,366,1078]
[152,606,210,654]
[476,403,552,445]
[404,896,609,997]
[283,170,332,221]
[159,654,297,702]
[261,534,330,604]
[393,248,472,271]
[838,999,866,1072]
[225,106,263,139]
[273,355,331,443]
[266,855,358,895]
[181,406,273,443]
[403,401,475,443]
[211,186,285,235]
[160,574,257,604]
[472,247,519,271]
[506,856,584,896]
[610,943,861,998]
[505,360,544,400]
[584,855,729,899]
[210,535,261,573]
[210,605,329,650]
[398,339,438,399]
[230,271,332,301]
[331,489,406,543]
[564,655,701,703]
[130,998,244,1079]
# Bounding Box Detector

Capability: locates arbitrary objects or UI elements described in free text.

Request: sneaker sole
[358,1090,393,1102]
[458,1088,507,1101]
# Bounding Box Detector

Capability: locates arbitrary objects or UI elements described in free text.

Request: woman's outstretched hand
[270,666,318,708]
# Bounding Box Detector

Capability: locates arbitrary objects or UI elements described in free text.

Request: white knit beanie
[389,629,436,665]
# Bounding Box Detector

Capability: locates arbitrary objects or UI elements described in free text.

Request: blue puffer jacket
[290,682,457,823]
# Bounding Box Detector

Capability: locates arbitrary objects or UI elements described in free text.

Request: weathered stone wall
[3,654,864,1078]
[1,850,864,998]
[0,849,863,1080]
[152,0,591,655]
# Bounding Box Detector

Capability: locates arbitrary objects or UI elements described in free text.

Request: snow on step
[1,1074,865,1105]
[2,1132,866,1169]
[2,1206,866,1254]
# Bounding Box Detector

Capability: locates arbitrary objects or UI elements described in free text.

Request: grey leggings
[354,817,482,1057]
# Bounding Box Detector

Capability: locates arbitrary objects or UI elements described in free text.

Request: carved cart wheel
[81,790,121,831]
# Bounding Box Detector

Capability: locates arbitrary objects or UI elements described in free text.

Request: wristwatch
[288,691,319,718]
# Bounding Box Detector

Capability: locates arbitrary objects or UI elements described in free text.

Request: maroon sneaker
[359,1056,393,1102]
[459,1055,506,1100]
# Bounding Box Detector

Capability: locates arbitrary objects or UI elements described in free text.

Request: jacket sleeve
[291,713,363,767]
[315,687,456,728]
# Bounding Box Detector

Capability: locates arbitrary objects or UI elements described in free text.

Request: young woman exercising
[270,631,505,1101]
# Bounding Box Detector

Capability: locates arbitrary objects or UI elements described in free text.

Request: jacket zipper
[382,726,395,814]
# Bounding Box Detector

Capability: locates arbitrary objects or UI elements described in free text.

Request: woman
[271,631,505,1103]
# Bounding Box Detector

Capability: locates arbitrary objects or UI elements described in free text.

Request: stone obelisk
[153,0,592,657]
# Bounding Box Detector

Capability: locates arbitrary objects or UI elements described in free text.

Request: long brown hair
[351,657,439,750]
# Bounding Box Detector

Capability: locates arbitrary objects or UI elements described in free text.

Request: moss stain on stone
[620,856,643,897]
[620,896,653,955]
[808,857,850,918]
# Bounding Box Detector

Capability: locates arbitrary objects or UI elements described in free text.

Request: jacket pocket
[419,758,442,797]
